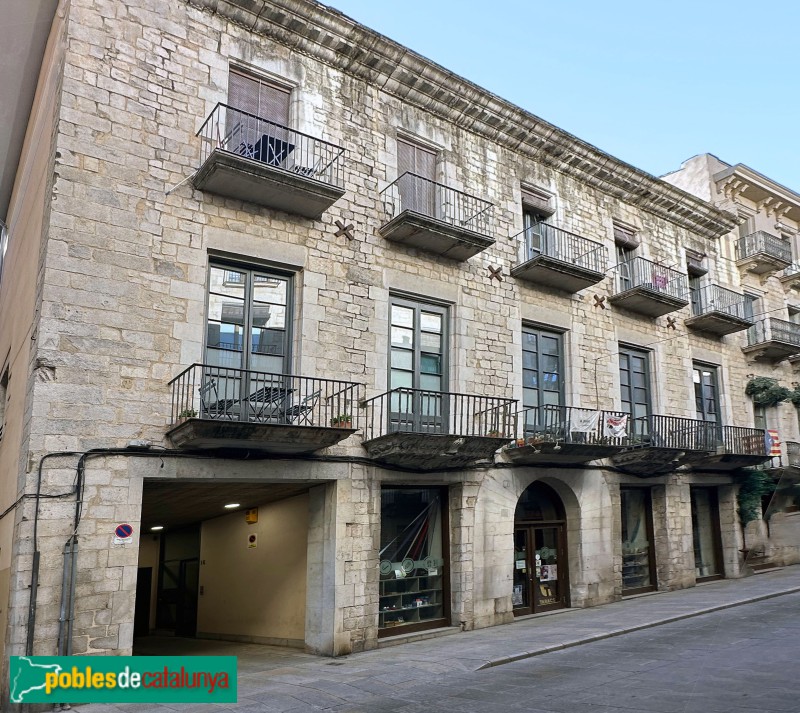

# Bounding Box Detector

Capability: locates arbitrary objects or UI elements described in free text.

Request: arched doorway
[513,481,569,615]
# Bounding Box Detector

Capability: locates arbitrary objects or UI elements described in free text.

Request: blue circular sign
[115,523,133,539]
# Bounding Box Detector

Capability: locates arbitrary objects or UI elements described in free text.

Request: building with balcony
[0,0,798,685]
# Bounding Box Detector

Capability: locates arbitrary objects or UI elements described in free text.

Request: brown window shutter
[228,70,290,125]
[520,186,554,216]
[397,137,436,180]
[613,222,640,250]
[686,249,708,276]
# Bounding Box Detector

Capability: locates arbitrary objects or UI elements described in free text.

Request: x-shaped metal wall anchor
[488,265,503,282]
[593,295,606,309]
[666,316,677,330]
[334,219,355,240]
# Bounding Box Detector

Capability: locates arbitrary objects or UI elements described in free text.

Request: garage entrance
[135,480,315,653]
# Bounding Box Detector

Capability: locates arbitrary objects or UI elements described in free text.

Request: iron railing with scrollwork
[380,173,493,236]
[197,103,345,189]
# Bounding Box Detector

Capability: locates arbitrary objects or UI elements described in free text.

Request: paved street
[75,566,800,713]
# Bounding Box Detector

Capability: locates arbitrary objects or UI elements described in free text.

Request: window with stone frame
[521,325,564,435]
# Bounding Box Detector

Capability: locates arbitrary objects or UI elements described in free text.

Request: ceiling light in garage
[150,525,164,531]
[224,503,240,509]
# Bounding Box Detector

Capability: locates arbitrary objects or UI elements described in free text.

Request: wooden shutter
[521,186,554,216]
[397,137,436,180]
[228,70,290,125]
[613,222,640,250]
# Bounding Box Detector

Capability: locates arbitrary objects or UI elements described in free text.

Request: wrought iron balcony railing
[197,103,345,189]
[720,426,767,456]
[690,284,750,320]
[170,363,360,429]
[737,231,792,263]
[380,173,493,235]
[516,405,629,445]
[747,318,800,347]
[783,262,800,279]
[627,415,717,451]
[361,387,516,442]
[615,257,689,301]
[513,224,606,273]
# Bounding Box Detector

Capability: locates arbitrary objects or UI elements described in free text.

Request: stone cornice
[187,0,737,240]
[714,164,800,225]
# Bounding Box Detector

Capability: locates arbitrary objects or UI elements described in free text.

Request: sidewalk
[76,565,800,712]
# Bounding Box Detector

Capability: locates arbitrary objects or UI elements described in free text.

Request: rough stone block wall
[6,0,799,662]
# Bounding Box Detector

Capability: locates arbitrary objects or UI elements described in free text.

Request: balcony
[686,426,770,471]
[685,284,753,337]
[736,232,792,276]
[780,263,800,290]
[361,388,516,470]
[510,224,607,293]
[167,364,360,453]
[379,173,494,260]
[193,104,346,219]
[611,415,714,476]
[608,257,689,318]
[502,406,628,466]
[742,318,800,362]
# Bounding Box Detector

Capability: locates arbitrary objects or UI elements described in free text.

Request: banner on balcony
[603,415,628,438]
[765,429,782,457]
[570,409,600,433]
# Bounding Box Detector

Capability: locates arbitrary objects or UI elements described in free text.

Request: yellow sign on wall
[245,508,258,524]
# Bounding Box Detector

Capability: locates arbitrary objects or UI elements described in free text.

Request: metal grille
[737,231,792,263]
[615,256,689,300]
[514,223,606,273]
[690,284,749,320]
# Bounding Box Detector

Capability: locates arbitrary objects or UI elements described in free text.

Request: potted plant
[178,408,197,420]
[486,429,503,438]
[330,414,352,429]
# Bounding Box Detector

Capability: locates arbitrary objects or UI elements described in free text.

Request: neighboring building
[1,0,799,694]
[663,154,800,566]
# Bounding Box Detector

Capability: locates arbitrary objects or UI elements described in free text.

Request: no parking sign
[113,523,134,544]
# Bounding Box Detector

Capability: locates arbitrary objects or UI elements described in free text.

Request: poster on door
[539,564,557,582]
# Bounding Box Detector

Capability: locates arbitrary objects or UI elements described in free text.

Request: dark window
[688,275,702,314]
[616,244,635,292]
[522,326,563,415]
[522,208,549,261]
[621,487,656,594]
[693,363,720,425]
[379,487,449,635]
[206,263,291,375]
[619,346,651,421]
[389,296,447,432]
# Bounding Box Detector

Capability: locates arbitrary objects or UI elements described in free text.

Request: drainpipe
[26,451,81,656]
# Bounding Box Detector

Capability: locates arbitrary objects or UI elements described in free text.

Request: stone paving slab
[73,565,800,712]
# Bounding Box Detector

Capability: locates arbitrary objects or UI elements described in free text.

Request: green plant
[737,468,776,528]
[744,377,791,407]
[788,386,800,406]
[330,414,352,426]
[178,408,197,419]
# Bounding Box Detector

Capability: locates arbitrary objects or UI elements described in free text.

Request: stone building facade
[1,0,798,693]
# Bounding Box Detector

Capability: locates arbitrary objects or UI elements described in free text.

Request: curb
[477,585,800,670]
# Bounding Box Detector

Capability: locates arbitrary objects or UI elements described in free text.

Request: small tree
[745,377,791,407]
